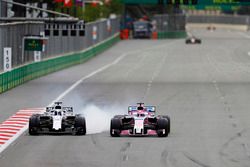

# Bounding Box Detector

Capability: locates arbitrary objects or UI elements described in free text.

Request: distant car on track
[132,21,152,39]
[207,26,216,31]
[110,103,170,137]
[29,102,86,135]
[186,36,202,44]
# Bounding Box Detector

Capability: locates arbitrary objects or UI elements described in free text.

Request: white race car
[29,102,86,135]
[186,36,202,44]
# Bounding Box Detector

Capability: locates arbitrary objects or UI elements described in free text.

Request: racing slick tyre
[74,116,86,135]
[110,118,121,137]
[29,115,40,135]
[157,118,169,137]
[161,115,170,133]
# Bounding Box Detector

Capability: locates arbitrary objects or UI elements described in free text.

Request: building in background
[0,0,7,17]
[0,0,52,18]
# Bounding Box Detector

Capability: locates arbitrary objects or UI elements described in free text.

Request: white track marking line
[0,109,44,153]
[187,31,193,37]
[0,125,28,153]
[49,40,178,106]
[143,53,167,101]
[49,53,127,106]
[238,32,250,39]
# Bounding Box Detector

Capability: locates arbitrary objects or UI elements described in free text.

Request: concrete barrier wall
[186,23,248,31]
[186,15,250,31]
[187,15,250,25]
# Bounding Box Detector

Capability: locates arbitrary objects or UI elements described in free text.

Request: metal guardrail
[153,14,186,32]
[0,22,44,70]
[153,14,187,39]
[153,14,250,38]
[186,15,250,25]
[0,34,120,94]
[0,17,120,71]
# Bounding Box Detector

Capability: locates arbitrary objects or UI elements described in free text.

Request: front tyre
[74,116,86,135]
[161,115,170,133]
[157,118,169,137]
[29,115,40,135]
[110,118,121,137]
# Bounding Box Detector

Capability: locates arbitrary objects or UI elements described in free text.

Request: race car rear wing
[128,106,156,112]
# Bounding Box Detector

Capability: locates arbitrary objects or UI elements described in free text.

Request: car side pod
[110,118,121,137]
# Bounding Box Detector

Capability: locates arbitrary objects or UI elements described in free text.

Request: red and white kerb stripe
[0,108,44,152]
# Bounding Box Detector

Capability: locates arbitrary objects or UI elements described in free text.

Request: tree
[83,0,123,22]
[83,4,102,22]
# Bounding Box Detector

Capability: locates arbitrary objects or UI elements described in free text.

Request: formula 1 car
[133,21,152,39]
[110,103,170,137]
[185,36,202,44]
[29,102,86,135]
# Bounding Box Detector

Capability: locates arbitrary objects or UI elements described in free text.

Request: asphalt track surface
[1,29,250,167]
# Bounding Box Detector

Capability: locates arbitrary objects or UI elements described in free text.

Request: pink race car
[110,103,170,137]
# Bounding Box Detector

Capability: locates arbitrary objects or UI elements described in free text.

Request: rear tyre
[74,116,86,135]
[157,118,169,137]
[29,115,40,135]
[110,118,121,137]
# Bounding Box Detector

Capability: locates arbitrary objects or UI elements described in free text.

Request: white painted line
[187,31,193,37]
[49,40,176,106]
[0,134,13,137]
[0,125,28,152]
[2,121,26,125]
[238,32,250,39]
[15,112,37,115]
[8,118,29,121]
[0,127,20,131]
[0,124,25,127]
[49,53,127,106]
[11,116,30,119]
[0,127,22,132]
[19,109,44,112]
[248,52,250,56]
[0,109,44,153]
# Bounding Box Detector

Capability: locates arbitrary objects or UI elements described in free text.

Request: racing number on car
[3,48,12,72]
